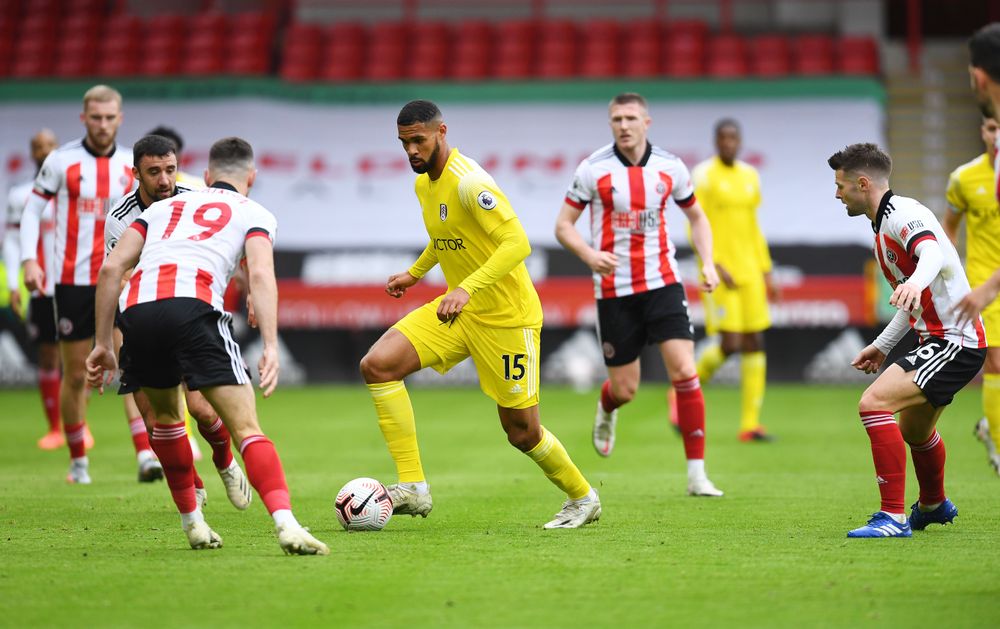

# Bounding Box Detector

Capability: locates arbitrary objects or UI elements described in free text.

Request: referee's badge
[439,204,448,221]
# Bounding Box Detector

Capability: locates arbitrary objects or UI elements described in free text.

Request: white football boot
[66,458,91,485]
[592,401,617,458]
[195,487,208,510]
[687,476,724,497]
[974,418,1000,476]
[386,482,433,517]
[543,488,601,529]
[217,460,252,510]
[276,524,330,556]
[184,520,222,550]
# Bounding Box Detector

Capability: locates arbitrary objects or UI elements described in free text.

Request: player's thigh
[657,338,697,381]
[597,293,647,366]
[140,385,186,424]
[859,364,928,413]
[176,308,253,391]
[466,324,540,410]
[198,383,261,443]
[59,338,92,380]
[117,302,187,392]
[898,402,946,445]
[27,296,57,346]
[390,301,469,374]
[53,284,96,341]
[183,388,218,425]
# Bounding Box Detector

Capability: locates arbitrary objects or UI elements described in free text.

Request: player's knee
[187,399,216,424]
[858,390,889,414]
[505,424,540,452]
[64,369,87,390]
[611,380,637,403]
[359,351,393,383]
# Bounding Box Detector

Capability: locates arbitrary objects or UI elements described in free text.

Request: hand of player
[953,280,1000,326]
[386,271,419,298]
[22,259,44,294]
[889,281,921,311]
[851,344,886,375]
[246,295,257,328]
[9,290,22,318]
[701,263,720,292]
[585,249,618,277]
[715,263,735,289]
[258,344,280,398]
[765,272,781,302]
[85,344,118,394]
[437,287,470,323]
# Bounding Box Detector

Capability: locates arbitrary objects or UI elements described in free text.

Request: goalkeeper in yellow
[691,118,778,442]
[942,115,1000,475]
[360,100,600,529]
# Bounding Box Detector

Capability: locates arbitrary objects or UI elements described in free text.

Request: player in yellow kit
[359,100,600,529]
[942,115,1000,475]
[692,119,778,441]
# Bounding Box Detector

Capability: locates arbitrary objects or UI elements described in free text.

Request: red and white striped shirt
[873,190,986,348]
[20,138,134,286]
[564,142,697,299]
[4,180,56,295]
[119,184,276,312]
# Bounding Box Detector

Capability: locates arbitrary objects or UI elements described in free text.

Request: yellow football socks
[525,427,591,500]
[367,381,425,483]
[696,343,726,383]
[984,373,1000,450]
[740,352,767,433]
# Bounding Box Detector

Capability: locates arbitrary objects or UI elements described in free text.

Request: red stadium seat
[11,55,54,78]
[226,53,270,76]
[102,12,140,37]
[792,34,835,75]
[325,21,366,47]
[542,19,577,44]
[61,13,101,38]
[581,19,619,46]
[53,54,97,78]
[180,55,224,76]
[95,55,138,77]
[749,35,790,77]
[496,19,535,45]
[838,36,879,75]
[451,56,489,80]
[138,55,180,77]
[453,19,491,43]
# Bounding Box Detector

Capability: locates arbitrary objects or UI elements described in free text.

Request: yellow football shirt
[408,148,542,329]
[691,156,772,284]
[946,152,1000,287]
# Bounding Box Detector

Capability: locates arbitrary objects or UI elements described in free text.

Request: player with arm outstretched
[554,92,723,497]
[87,137,326,554]
[830,143,986,538]
[941,116,1000,475]
[360,100,600,529]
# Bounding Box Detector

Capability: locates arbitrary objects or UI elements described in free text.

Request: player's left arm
[942,169,966,245]
[87,224,143,392]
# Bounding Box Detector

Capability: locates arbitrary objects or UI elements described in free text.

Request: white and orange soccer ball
[334,477,393,531]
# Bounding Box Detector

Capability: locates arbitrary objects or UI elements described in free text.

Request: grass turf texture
[2,383,999,628]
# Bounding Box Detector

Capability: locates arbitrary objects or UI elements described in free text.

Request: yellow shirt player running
[691,118,777,442]
[942,115,1000,475]
[359,100,600,529]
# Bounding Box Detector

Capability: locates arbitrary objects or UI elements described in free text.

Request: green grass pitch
[2,383,1000,628]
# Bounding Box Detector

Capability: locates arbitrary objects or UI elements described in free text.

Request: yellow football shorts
[702,275,770,335]
[393,299,540,409]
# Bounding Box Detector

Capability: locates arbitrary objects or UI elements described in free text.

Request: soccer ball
[334,477,393,531]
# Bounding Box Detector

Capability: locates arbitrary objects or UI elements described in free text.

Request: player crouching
[86,137,327,555]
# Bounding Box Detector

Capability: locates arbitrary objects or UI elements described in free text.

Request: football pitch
[2,383,999,628]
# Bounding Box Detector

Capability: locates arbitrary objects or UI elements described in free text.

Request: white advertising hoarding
[0,97,881,248]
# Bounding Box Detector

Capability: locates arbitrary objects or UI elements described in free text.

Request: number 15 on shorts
[502,354,526,381]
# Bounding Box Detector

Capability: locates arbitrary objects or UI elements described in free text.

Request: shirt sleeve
[457,170,518,235]
[33,152,62,199]
[104,212,126,258]
[945,168,965,213]
[671,161,697,208]
[245,204,277,244]
[886,206,937,258]
[564,159,594,210]
[408,241,438,279]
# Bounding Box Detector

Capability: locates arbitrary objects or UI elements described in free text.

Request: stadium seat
[838,36,880,75]
[707,34,750,78]
[542,19,577,44]
[537,37,577,78]
[662,20,707,77]
[451,56,490,80]
[11,55,54,78]
[53,54,96,78]
[231,11,277,38]
[95,55,138,77]
[188,11,226,37]
[792,34,835,75]
[138,54,180,77]
[101,13,140,37]
[60,13,101,39]
[749,34,790,77]
[180,55,224,76]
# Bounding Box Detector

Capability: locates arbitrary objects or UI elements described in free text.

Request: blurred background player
[2,129,86,450]
[942,116,1000,474]
[361,100,601,529]
[105,134,250,509]
[554,92,724,497]
[87,137,326,554]
[19,85,142,484]
[831,143,986,538]
[146,125,203,188]
[692,119,778,442]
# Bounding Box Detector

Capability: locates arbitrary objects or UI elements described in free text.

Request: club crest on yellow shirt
[440,203,448,221]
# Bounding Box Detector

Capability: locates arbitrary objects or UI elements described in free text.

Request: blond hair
[82,84,122,110]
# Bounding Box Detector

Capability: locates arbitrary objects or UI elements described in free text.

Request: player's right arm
[20,152,61,293]
[556,160,617,276]
[245,233,279,397]
[853,308,909,374]
[942,168,966,245]
[387,241,436,299]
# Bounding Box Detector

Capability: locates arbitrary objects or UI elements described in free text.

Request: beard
[409,141,440,174]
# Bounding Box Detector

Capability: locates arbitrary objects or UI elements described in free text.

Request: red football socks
[673,376,706,460]
[150,422,197,514]
[128,417,151,454]
[600,380,622,413]
[860,411,907,514]
[198,418,234,470]
[240,435,290,514]
[64,421,87,459]
[910,430,947,507]
[38,368,61,432]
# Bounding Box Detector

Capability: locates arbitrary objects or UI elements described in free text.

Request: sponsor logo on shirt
[612,209,659,231]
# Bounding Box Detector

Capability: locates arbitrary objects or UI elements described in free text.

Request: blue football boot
[847,512,912,538]
[908,499,958,531]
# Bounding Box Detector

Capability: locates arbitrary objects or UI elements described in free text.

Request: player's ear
[970,66,987,92]
[247,168,257,191]
[132,166,139,179]
[438,122,447,139]
[203,168,211,187]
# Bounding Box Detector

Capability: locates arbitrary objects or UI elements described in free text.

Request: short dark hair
[147,125,184,153]
[970,23,1000,83]
[714,117,740,136]
[132,134,177,167]
[397,100,442,126]
[208,137,254,173]
[827,143,892,178]
[609,92,648,110]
